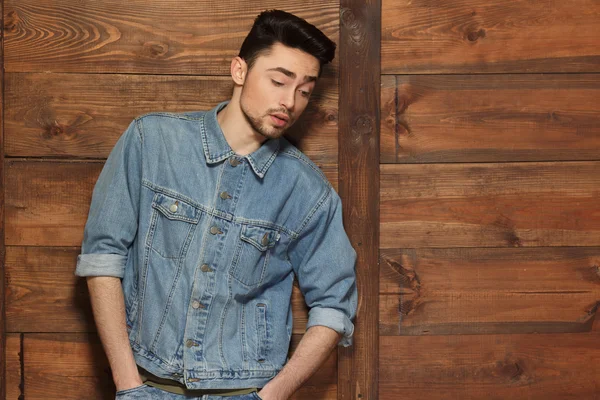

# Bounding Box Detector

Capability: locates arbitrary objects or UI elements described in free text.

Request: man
[76,9,357,400]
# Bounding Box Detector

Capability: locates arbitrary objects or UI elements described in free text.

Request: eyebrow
[267,67,317,83]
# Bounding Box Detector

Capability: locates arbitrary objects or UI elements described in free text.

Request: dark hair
[238,10,336,77]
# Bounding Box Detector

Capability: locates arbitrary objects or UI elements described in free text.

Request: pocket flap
[152,192,200,223]
[241,225,281,252]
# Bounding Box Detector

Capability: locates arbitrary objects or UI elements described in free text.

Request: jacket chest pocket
[230,225,280,287]
[147,192,201,259]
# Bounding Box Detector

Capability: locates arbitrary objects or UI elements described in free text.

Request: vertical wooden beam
[338,0,380,399]
[0,0,5,396]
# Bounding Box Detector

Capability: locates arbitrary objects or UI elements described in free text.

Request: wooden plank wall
[380,0,600,399]
[0,0,5,397]
[2,1,340,398]
[337,0,380,399]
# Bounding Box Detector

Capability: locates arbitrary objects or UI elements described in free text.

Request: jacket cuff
[306,307,355,347]
[75,254,128,278]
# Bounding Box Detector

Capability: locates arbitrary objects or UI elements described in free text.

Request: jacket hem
[131,341,278,389]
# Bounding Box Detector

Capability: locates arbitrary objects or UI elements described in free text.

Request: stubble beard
[240,95,290,141]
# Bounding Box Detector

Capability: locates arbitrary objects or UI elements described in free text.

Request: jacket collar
[200,101,280,179]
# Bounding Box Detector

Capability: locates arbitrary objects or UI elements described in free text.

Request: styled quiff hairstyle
[238,9,336,77]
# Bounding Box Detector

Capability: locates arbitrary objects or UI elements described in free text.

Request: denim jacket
[75,101,357,389]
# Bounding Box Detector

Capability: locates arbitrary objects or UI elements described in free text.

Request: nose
[280,88,295,112]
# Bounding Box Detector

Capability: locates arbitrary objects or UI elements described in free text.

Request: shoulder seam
[132,118,144,143]
[295,185,333,238]
[135,111,204,122]
[278,148,332,189]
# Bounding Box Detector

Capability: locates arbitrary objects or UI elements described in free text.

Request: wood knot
[587,301,600,316]
[352,115,373,136]
[500,361,525,381]
[340,8,364,45]
[467,28,486,42]
[5,10,22,32]
[384,257,421,292]
[506,232,522,247]
[143,41,169,58]
[384,257,422,318]
[42,120,78,140]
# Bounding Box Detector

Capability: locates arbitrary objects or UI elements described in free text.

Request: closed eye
[271,80,284,87]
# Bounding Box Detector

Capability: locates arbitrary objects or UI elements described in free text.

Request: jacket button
[169,203,178,213]
[261,233,269,246]
[192,300,203,309]
[186,339,196,348]
[229,157,241,167]
[210,226,222,235]
[220,191,231,200]
[188,378,200,382]
[200,264,212,272]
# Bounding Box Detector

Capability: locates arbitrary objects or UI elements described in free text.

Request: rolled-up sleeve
[75,119,143,278]
[287,186,358,347]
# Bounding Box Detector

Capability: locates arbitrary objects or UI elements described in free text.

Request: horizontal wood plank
[380,247,600,295]
[23,333,114,399]
[5,333,22,399]
[5,160,337,246]
[379,333,600,399]
[5,160,102,247]
[5,1,339,75]
[22,333,335,399]
[5,247,96,332]
[382,0,600,74]
[5,72,338,164]
[380,247,600,335]
[6,246,310,334]
[380,162,600,248]
[381,74,600,163]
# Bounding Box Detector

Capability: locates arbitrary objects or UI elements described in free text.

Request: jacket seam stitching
[277,150,332,188]
[295,186,332,238]
[137,112,204,122]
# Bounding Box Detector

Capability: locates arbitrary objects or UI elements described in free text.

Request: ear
[231,56,247,85]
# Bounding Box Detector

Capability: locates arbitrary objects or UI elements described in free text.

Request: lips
[270,114,289,127]
[271,113,289,122]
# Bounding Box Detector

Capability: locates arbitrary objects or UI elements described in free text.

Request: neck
[216,92,267,156]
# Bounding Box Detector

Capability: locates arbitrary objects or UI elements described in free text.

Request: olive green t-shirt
[139,367,258,396]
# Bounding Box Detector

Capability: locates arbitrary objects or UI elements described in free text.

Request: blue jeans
[115,385,262,400]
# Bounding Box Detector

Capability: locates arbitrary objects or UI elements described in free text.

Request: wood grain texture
[5,160,102,247]
[0,3,6,394]
[381,74,600,163]
[337,0,380,399]
[5,246,95,332]
[5,72,339,165]
[5,334,22,399]
[380,333,600,399]
[5,0,339,75]
[21,333,336,399]
[5,245,310,333]
[23,333,118,399]
[381,161,600,249]
[5,160,337,246]
[382,0,600,74]
[380,247,600,335]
